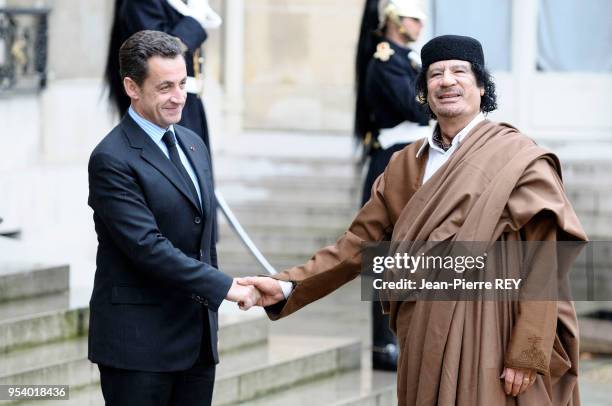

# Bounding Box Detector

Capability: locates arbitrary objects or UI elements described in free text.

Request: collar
[416,113,485,158]
[384,37,412,54]
[128,106,175,144]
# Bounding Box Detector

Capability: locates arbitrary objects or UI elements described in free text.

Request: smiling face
[124,55,187,128]
[426,59,484,121]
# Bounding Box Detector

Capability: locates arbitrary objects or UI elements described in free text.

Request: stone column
[223,0,244,136]
[511,0,538,131]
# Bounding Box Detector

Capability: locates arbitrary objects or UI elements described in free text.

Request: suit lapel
[121,115,203,215]
[175,126,211,218]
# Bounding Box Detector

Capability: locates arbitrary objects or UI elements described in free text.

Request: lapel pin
[189,146,195,151]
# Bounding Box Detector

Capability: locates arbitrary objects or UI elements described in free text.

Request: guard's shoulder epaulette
[373,42,395,62]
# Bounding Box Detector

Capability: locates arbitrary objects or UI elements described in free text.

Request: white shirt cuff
[278,280,293,300]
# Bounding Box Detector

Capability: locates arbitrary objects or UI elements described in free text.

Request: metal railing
[215,191,277,275]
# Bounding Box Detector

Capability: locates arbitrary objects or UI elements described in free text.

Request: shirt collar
[128,106,175,144]
[416,113,485,158]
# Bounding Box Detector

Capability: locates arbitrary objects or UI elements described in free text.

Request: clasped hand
[225,277,285,310]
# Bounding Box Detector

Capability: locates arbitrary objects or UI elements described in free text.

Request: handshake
[225,277,285,310]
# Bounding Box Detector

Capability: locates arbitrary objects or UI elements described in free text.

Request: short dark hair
[415,62,498,120]
[119,30,186,87]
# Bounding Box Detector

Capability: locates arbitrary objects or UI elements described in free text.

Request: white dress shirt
[416,113,485,183]
[128,106,202,205]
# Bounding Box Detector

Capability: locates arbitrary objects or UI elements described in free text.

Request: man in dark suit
[88,30,257,406]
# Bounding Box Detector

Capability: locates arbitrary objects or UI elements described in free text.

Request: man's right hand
[236,277,285,307]
[225,278,260,310]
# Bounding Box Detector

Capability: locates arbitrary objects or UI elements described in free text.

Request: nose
[441,69,457,87]
[170,87,186,104]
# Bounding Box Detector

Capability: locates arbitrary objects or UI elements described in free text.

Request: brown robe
[266,120,587,405]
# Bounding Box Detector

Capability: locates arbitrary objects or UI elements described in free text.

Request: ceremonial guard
[354,0,429,370]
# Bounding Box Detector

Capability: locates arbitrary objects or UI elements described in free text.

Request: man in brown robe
[239,35,586,405]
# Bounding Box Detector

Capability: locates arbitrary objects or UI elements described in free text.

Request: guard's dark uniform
[362,38,429,204]
[362,38,429,369]
[106,0,212,149]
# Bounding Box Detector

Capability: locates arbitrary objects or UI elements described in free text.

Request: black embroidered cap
[421,35,485,71]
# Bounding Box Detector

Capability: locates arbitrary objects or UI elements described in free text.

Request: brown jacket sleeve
[504,213,561,376]
[266,172,394,320]
[502,155,585,376]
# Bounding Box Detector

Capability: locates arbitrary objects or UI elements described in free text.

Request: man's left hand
[501,367,536,396]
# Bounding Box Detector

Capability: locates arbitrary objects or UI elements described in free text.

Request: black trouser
[98,360,215,406]
[98,310,216,406]
[362,143,409,348]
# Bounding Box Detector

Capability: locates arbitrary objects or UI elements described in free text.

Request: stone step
[0,291,70,323]
[0,306,89,354]
[217,249,311,271]
[0,260,69,303]
[565,189,612,216]
[578,357,612,405]
[5,370,392,406]
[237,369,396,406]
[0,335,360,406]
[226,204,357,230]
[573,212,612,239]
[214,335,361,405]
[218,176,359,193]
[11,357,612,406]
[578,316,612,354]
[218,222,346,241]
[218,260,301,279]
[0,310,268,384]
[215,154,358,182]
[219,182,359,206]
[560,154,612,179]
[0,300,267,354]
[217,227,341,258]
[575,302,612,317]
[332,386,397,406]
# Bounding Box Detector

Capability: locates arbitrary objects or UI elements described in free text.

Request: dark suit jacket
[87,114,232,372]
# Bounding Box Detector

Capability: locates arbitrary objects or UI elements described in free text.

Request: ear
[123,77,141,101]
[480,87,485,97]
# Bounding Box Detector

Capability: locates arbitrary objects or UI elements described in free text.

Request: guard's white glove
[166,0,191,16]
[188,0,222,29]
[167,0,222,29]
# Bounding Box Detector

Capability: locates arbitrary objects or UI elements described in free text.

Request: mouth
[163,105,182,113]
[437,93,461,103]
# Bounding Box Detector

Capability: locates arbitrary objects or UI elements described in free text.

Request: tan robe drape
[266,121,587,405]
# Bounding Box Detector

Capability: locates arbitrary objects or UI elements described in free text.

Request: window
[432,0,512,71]
[537,0,612,72]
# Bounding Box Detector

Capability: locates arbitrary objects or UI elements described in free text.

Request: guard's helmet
[378,0,427,31]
